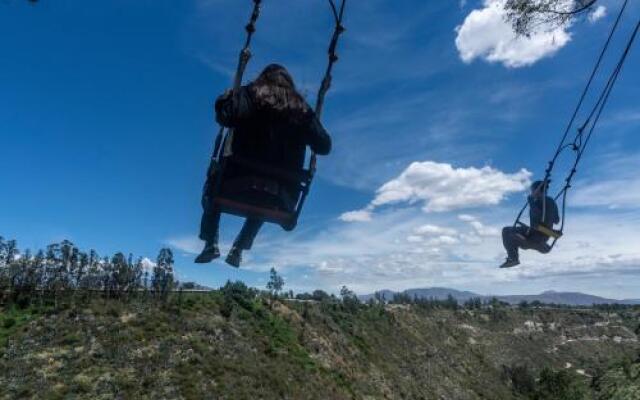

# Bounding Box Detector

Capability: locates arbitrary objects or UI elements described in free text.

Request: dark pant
[502,226,538,261]
[199,206,263,250]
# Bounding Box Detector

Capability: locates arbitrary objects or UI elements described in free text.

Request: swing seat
[534,224,563,239]
[514,222,561,254]
[516,222,563,240]
[212,155,311,231]
[514,232,552,254]
[206,0,346,235]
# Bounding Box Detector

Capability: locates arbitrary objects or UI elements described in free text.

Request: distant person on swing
[196,64,332,267]
[500,180,560,269]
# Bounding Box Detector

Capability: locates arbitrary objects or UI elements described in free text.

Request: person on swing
[196,64,332,267]
[500,180,560,269]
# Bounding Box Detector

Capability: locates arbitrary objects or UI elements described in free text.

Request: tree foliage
[504,0,598,36]
[532,367,589,400]
[266,267,285,297]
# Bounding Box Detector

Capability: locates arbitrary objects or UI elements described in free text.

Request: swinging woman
[196,64,332,267]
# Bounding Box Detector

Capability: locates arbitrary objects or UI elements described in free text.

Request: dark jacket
[528,195,560,241]
[214,86,331,206]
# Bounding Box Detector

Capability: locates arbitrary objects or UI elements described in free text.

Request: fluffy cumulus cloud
[340,161,531,221]
[455,0,572,68]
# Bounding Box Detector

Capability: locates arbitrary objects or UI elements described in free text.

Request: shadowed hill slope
[1,290,639,399]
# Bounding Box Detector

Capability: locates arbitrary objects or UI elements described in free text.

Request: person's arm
[304,113,332,155]
[214,87,255,128]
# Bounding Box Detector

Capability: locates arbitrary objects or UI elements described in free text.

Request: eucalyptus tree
[152,248,175,301]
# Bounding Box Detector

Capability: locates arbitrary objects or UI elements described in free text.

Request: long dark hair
[250,64,311,117]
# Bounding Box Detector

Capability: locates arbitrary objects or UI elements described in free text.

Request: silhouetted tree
[373,291,387,304]
[445,294,459,310]
[340,285,360,312]
[464,297,483,310]
[0,235,178,306]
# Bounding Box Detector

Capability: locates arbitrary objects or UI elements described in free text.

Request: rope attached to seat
[553,18,639,236]
[293,0,347,223]
[310,0,347,174]
[205,0,347,230]
[212,0,263,162]
[513,0,638,251]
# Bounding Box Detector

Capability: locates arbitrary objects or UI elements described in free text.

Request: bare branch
[504,0,598,37]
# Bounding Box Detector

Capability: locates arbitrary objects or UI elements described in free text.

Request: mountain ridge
[360,287,640,306]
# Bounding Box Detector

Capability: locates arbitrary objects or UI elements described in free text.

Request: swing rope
[554,18,639,236]
[293,0,347,222]
[513,0,635,243]
[310,0,347,174]
[212,0,263,162]
[544,0,629,178]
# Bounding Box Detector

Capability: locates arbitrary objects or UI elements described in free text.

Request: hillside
[1,287,639,399]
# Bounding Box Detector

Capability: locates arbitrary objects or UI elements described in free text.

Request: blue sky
[1,0,639,298]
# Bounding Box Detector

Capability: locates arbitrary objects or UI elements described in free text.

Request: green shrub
[532,368,589,400]
[506,364,535,396]
[219,281,259,318]
[3,317,16,329]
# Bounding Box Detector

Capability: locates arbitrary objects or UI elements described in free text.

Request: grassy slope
[0,295,638,400]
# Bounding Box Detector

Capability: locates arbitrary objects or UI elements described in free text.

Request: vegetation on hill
[0,285,638,399]
[2,236,639,399]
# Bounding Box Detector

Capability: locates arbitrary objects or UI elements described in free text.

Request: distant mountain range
[360,287,640,306]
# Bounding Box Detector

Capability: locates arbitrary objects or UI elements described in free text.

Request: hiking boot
[194,241,220,264]
[499,258,520,269]
[225,246,242,268]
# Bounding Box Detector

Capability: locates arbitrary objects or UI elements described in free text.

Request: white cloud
[458,214,476,222]
[427,235,460,246]
[252,205,640,298]
[572,179,640,209]
[341,160,531,221]
[140,257,157,272]
[414,224,458,236]
[589,6,606,23]
[166,236,203,255]
[572,152,640,209]
[339,209,373,222]
[408,224,462,246]
[458,214,500,237]
[455,0,572,68]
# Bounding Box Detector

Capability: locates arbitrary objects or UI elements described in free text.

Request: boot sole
[194,252,220,264]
